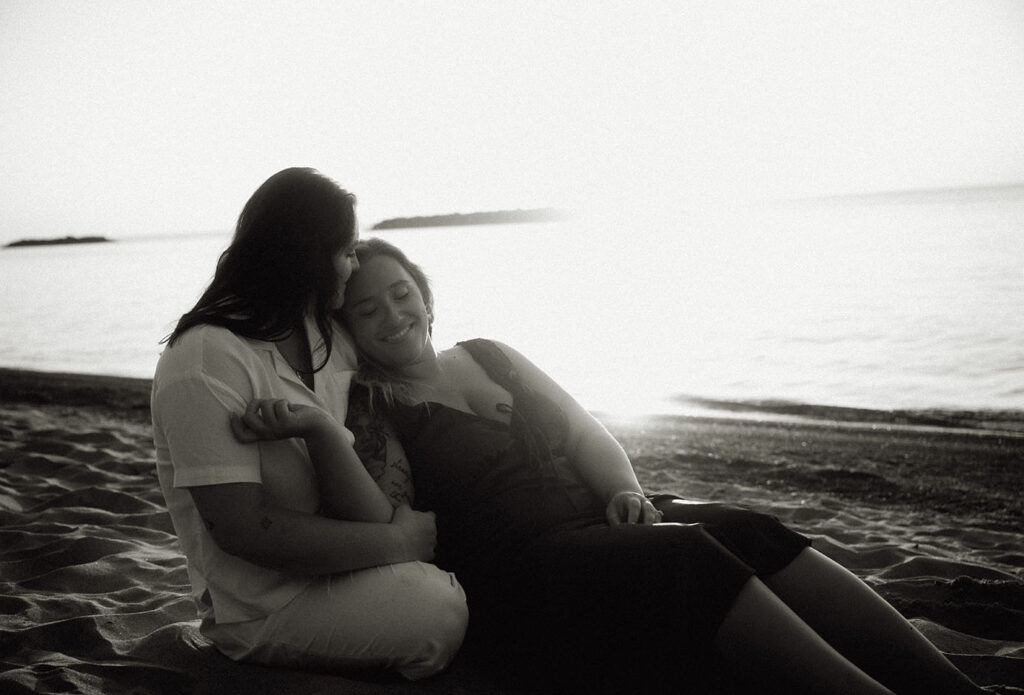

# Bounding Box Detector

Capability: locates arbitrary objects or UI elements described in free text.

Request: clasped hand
[606,490,663,526]
[230,398,333,443]
[230,398,437,561]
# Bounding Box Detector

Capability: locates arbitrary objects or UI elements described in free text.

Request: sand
[1,367,1022,694]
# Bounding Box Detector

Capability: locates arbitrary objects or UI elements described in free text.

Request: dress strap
[456,339,521,394]
[456,339,570,474]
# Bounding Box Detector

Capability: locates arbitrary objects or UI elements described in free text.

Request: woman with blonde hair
[238,236,986,694]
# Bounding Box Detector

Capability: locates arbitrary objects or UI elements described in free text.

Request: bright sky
[2,0,1023,242]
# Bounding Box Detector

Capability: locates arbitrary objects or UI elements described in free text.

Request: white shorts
[202,561,468,680]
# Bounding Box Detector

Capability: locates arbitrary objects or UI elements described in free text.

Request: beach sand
[1,368,1022,694]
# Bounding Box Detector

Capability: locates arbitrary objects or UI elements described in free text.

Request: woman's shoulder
[451,339,540,388]
[452,338,507,358]
[454,339,567,404]
[155,324,267,386]
[453,338,528,369]
[164,323,255,359]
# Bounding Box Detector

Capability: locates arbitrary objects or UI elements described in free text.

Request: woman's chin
[365,341,414,368]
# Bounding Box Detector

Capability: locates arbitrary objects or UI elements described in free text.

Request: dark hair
[341,237,434,408]
[167,167,357,371]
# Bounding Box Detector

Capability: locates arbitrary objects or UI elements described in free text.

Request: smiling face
[341,254,434,369]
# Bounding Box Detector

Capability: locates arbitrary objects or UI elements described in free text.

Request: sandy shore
[1,368,1022,694]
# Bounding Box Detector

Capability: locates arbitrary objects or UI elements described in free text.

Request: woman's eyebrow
[348,295,375,310]
[347,280,408,309]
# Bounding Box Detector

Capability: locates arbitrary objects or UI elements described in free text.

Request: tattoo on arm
[348,395,388,474]
[347,392,414,507]
[383,455,413,506]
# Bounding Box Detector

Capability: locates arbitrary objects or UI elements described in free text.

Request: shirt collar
[249,314,330,391]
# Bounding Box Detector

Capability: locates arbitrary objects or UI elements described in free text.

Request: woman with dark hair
[242,237,987,694]
[151,170,467,679]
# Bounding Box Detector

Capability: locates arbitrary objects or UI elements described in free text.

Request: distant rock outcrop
[4,235,112,248]
[371,208,568,230]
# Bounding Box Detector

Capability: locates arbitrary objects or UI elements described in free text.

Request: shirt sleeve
[155,372,262,488]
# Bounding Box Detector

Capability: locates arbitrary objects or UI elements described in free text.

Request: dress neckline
[408,399,513,429]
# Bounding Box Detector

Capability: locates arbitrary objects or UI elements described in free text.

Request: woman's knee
[238,563,468,679]
[390,562,469,679]
[409,563,468,641]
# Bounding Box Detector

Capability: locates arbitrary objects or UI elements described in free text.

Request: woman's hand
[231,398,395,522]
[392,504,437,562]
[605,491,664,526]
[231,398,333,443]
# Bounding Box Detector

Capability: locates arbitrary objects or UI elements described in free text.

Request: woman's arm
[187,400,434,574]
[154,331,422,577]
[346,393,415,508]
[189,482,435,575]
[232,398,395,522]
[492,341,662,525]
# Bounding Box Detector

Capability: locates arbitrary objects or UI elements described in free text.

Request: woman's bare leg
[715,577,895,695]
[765,547,984,695]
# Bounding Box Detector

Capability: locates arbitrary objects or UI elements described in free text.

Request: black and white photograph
[1,2,1022,693]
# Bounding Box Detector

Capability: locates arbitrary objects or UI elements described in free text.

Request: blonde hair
[342,237,434,412]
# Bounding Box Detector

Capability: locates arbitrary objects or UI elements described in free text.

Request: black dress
[374,339,810,690]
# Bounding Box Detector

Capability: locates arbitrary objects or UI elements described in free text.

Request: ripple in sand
[1,614,119,660]
[10,439,84,458]
[59,429,140,449]
[880,556,1021,581]
[880,575,1024,641]
[0,529,77,560]
[3,454,81,476]
[914,619,1024,658]
[2,536,139,582]
[19,556,177,594]
[29,487,163,515]
[1,659,199,695]
[0,594,32,615]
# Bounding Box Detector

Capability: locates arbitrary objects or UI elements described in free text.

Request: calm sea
[2,186,1022,418]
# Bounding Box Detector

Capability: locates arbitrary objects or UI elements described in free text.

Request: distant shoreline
[371,208,568,230]
[2,366,1022,438]
[779,181,1024,206]
[4,235,112,248]
[672,396,1024,435]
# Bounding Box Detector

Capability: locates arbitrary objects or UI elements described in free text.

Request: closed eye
[352,301,376,317]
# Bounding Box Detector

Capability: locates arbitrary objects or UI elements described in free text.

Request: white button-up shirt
[152,315,357,623]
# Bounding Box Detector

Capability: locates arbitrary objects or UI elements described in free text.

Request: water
[2,186,1023,417]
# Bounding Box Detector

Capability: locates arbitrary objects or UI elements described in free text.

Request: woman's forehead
[347,255,414,300]
[357,255,409,284]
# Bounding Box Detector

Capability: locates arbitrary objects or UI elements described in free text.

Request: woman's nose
[383,300,402,322]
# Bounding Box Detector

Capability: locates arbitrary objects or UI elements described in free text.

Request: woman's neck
[394,345,453,400]
[397,344,441,381]
[276,321,314,386]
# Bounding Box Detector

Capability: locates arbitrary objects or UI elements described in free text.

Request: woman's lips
[381,324,412,343]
